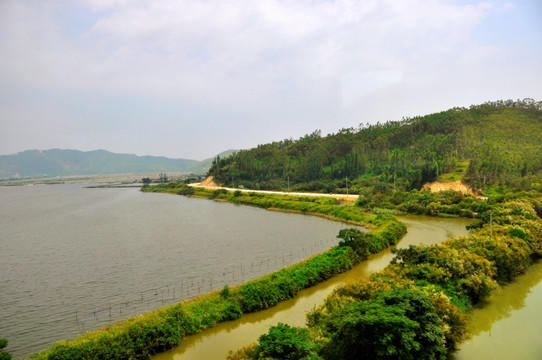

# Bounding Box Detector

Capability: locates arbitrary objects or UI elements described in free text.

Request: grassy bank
[230,193,542,360]
[30,183,405,359]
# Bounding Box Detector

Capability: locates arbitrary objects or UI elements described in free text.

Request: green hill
[208,99,542,194]
[0,149,204,178]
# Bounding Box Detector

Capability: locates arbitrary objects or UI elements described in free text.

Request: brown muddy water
[452,260,542,360]
[153,216,474,360]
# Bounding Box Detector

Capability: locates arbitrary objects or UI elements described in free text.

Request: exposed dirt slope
[199,176,218,187]
[422,180,477,196]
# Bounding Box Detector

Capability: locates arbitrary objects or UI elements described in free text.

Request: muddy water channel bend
[153,216,474,360]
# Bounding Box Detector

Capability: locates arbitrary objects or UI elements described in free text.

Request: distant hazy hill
[0,149,234,178]
[187,149,236,174]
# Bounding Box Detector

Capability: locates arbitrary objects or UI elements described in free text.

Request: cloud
[0,1,492,99]
[0,0,541,158]
[342,70,404,108]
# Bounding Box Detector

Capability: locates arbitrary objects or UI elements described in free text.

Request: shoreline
[30,185,404,359]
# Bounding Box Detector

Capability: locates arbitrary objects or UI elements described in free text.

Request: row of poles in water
[73,236,338,331]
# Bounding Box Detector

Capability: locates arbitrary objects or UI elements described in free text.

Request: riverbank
[2,184,355,359]
[152,215,473,360]
[29,183,405,359]
[231,193,542,359]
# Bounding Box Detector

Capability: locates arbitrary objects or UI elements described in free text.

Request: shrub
[220,284,231,298]
[257,323,321,360]
[320,288,446,360]
[0,339,12,360]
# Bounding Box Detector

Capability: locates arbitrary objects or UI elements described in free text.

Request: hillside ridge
[208,99,542,195]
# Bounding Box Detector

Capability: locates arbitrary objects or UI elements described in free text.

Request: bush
[320,289,446,360]
[257,323,321,360]
[220,284,231,298]
[0,339,12,360]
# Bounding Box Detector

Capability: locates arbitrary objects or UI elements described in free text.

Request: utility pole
[346,176,349,195]
[490,212,493,240]
[287,176,290,192]
[393,174,396,192]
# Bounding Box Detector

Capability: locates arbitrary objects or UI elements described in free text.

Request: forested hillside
[209,99,542,194]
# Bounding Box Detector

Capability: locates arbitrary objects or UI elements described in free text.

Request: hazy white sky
[1,0,541,160]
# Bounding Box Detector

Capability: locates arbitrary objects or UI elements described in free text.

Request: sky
[1,0,541,160]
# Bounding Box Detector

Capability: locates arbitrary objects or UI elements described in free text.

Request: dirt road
[190,183,359,202]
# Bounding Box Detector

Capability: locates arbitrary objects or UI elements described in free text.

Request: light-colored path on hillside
[189,182,359,202]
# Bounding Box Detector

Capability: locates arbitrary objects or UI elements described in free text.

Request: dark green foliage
[0,339,12,360]
[211,188,228,198]
[320,289,446,360]
[140,181,194,195]
[220,303,243,321]
[338,228,394,257]
[257,323,321,360]
[208,101,542,193]
[37,187,542,359]
[220,284,231,298]
[362,189,481,217]
[391,244,497,303]
[238,246,359,312]
[509,227,527,240]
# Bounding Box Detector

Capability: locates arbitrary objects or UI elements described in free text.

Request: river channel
[452,260,542,360]
[153,215,474,360]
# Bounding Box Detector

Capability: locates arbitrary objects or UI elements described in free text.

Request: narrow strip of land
[190,183,360,202]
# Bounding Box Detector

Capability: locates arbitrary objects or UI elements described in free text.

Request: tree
[257,323,321,360]
[141,177,151,184]
[158,173,168,183]
[321,289,446,360]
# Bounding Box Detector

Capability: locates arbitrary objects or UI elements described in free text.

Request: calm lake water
[0,184,354,359]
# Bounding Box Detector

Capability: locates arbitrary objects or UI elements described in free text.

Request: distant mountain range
[0,149,236,178]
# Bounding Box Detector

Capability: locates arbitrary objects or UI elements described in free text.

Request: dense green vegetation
[30,187,405,360]
[356,188,488,217]
[209,100,542,194]
[0,339,12,360]
[230,194,542,359]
